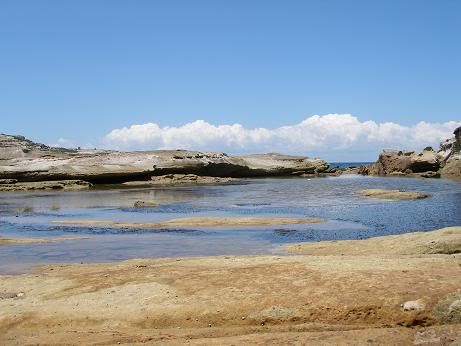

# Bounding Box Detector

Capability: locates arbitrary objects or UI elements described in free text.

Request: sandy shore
[51,216,325,229]
[1,226,460,345]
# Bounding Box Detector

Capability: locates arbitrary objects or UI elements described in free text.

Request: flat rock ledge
[124,174,239,187]
[52,216,324,229]
[0,236,88,246]
[0,179,92,192]
[357,189,430,200]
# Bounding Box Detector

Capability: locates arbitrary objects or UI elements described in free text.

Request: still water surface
[0,175,460,274]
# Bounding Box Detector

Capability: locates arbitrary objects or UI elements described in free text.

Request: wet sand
[1,226,460,345]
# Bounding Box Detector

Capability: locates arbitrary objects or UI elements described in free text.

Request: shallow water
[0,175,460,274]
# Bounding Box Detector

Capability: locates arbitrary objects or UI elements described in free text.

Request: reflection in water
[0,176,460,274]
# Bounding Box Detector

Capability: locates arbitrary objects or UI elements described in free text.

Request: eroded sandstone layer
[123,174,239,187]
[0,134,329,184]
[361,127,461,179]
[1,227,460,345]
[0,179,92,192]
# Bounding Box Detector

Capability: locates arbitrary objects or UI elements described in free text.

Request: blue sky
[0,0,460,160]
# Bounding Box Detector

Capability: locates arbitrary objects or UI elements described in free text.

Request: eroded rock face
[0,134,329,183]
[376,148,441,176]
[365,127,461,179]
[441,154,461,179]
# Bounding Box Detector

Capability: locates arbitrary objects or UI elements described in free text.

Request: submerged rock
[52,216,325,229]
[0,236,88,245]
[133,201,160,208]
[357,189,430,200]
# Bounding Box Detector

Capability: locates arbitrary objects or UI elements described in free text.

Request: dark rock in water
[133,201,160,208]
[0,134,330,183]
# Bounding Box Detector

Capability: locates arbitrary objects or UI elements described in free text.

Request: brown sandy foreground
[1,227,461,345]
[51,216,324,229]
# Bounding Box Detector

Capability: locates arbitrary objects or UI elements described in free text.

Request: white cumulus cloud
[102,114,460,161]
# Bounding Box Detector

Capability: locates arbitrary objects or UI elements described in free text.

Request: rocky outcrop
[374,148,441,177]
[363,127,461,179]
[441,155,461,179]
[440,126,461,179]
[0,134,329,183]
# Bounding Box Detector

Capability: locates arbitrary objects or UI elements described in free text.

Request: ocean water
[0,175,460,274]
[329,162,375,169]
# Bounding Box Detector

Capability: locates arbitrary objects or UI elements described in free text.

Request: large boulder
[368,127,461,179]
[440,127,461,179]
[0,134,330,183]
[441,153,461,179]
[375,148,440,176]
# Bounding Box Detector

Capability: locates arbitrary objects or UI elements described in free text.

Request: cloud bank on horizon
[102,114,460,161]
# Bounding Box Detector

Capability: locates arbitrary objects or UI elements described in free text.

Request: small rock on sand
[403,300,425,311]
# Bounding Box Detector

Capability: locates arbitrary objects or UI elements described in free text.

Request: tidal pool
[0,175,460,274]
